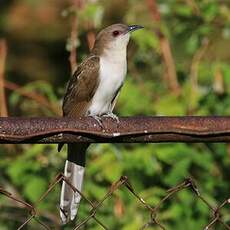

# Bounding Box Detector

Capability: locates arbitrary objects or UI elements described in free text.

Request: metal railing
[0,116,230,143]
[0,116,230,229]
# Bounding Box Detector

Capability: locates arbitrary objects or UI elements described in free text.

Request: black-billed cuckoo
[58,23,143,224]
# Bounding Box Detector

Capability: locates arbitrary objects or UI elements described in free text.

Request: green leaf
[164,158,191,186]
[23,177,47,202]
[154,95,186,115]
[132,29,159,51]
[7,160,41,186]
[186,34,199,54]
[119,78,154,115]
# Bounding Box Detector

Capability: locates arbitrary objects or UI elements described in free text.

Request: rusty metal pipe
[0,116,229,143]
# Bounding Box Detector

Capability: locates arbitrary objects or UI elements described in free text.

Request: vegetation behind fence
[0,0,229,229]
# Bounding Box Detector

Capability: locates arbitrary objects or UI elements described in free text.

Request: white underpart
[89,33,130,115]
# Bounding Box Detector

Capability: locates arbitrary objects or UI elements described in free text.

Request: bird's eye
[112,30,120,36]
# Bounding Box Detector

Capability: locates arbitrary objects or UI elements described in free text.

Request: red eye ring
[113,30,120,36]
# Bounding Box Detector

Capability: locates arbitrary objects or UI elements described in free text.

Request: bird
[58,23,144,224]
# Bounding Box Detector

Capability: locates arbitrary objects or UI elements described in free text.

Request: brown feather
[62,55,100,117]
[58,55,100,152]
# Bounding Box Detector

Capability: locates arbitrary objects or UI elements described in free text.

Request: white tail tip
[60,160,85,224]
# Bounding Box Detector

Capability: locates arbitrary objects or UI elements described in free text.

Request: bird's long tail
[60,143,89,224]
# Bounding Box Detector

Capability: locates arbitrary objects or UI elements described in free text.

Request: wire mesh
[0,174,229,230]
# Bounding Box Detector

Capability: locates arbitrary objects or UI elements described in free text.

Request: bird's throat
[88,50,127,116]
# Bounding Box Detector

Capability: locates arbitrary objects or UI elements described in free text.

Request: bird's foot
[89,115,104,129]
[102,112,120,124]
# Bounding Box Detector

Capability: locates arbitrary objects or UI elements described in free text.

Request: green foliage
[119,78,154,115]
[79,3,104,27]
[132,29,159,52]
[24,177,47,202]
[0,0,229,229]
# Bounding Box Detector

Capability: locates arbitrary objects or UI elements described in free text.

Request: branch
[4,80,61,115]
[69,12,78,74]
[68,0,84,74]
[0,39,8,116]
[0,116,229,143]
[146,0,180,94]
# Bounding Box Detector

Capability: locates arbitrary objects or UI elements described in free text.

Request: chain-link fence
[0,174,229,230]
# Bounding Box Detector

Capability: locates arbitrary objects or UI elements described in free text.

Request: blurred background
[0,0,229,229]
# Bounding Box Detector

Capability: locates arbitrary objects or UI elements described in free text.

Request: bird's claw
[89,113,119,129]
[102,112,120,124]
[89,115,104,129]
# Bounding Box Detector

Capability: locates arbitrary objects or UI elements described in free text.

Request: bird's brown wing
[58,55,100,152]
[62,55,100,117]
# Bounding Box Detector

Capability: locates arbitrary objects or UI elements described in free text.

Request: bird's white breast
[89,49,127,115]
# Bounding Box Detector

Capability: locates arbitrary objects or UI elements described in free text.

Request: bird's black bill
[128,25,144,32]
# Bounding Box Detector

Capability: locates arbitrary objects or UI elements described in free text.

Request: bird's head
[92,24,144,55]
